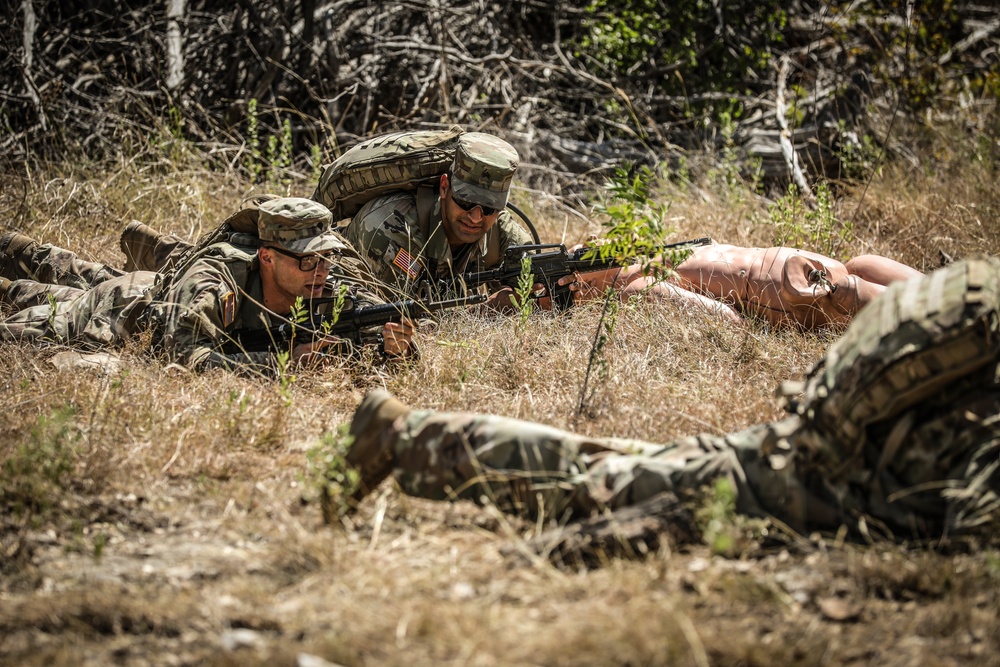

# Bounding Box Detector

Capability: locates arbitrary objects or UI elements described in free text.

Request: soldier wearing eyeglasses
[343,132,537,311]
[0,198,415,370]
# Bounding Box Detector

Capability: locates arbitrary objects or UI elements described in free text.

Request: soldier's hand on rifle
[291,337,343,368]
[486,284,548,312]
[556,271,618,305]
[382,318,416,357]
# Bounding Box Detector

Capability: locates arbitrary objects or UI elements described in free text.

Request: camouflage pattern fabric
[3,241,123,291]
[146,240,386,370]
[390,410,803,524]
[1,239,388,372]
[380,257,1000,540]
[120,222,189,273]
[312,127,465,221]
[345,191,532,298]
[0,271,157,347]
[257,197,345,254]
[448,133,518,211]
[2,280,82,310]
[119,204,383,294]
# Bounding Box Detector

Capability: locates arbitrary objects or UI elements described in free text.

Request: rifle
[454,237,713,310]
[221,294,485,354]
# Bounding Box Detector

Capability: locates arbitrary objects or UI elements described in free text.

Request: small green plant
[588,164,700,286]
[589,165,677,279]
[695,478,768,557]
[289,295,309,326]
[836,122,883,180]
[576,287,621,416]
[768,181,852,259]
[576,165,691,417]
[310,143,324,183]
[711,107,744,196]
[246,98,262,183]
[45,292,60,337]
[511,255,536,328]
[275,349,295,407]
[168,105,184,141]
[304,425,361,524]
[266,117,294,189]
[1,407,81,516]
[319,284,349,337]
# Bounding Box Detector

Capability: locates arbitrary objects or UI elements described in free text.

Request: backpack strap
[415,183,439,231]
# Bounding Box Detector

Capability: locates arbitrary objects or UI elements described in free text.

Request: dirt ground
[2,451,999,667]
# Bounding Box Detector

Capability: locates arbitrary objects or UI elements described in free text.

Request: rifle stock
[457,237,712,310]
[221,294,485,354]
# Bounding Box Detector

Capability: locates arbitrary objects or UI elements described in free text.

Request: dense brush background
[2,2,1000,665]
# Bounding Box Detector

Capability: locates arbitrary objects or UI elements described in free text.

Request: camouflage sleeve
[154,259,277,373]
[156,255,411,370]
[496,211,534,252]
[344,193,428,298]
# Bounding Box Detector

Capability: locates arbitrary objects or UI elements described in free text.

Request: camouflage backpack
[311,127,465,223]
[781,256,1000,462]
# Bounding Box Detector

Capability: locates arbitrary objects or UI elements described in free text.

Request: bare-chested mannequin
[565,243,923,329]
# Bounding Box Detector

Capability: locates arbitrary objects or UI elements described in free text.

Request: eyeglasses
[451,194,499,217]
[269,245,338,272]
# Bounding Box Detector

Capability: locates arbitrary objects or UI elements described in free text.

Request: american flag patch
[392,248,423,280]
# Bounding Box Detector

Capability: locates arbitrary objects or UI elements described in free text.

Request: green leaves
[2,407,81,516]
[577,0,787,103]
[588,164,692,281]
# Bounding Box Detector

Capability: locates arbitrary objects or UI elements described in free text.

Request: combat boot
[0,276,11,304]
[346,389,411,501]
[120,220,164,272]
[0,231,39,280]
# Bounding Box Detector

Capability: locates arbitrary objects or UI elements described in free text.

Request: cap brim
[451,178,509,211]
[282,233,348,254]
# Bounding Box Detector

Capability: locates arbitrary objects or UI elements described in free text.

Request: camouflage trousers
[0,271,157,347]
[388,410,811,529]
[2,242,124,296]
[385,400,1000,539]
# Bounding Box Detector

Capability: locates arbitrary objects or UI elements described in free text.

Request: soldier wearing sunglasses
[0,198,416,370]
[344,132,538,311]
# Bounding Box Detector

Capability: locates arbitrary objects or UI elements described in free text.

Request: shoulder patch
[221,290,238,328]
[391,247,424,280]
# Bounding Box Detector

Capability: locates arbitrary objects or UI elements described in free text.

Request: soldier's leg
[347,390,811,527]
[0,295,78,342]
[0,231,122,289]
[0,271,155,346]
[120,221,192,272]
[1,278,84,310]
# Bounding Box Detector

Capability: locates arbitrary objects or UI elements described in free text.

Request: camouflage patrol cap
[257,197,346,254]
[449,132,518,211]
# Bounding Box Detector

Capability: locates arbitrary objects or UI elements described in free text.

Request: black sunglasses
[451,194,499,217]
[269,245,338,272]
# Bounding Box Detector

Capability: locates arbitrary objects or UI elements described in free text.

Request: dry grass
[3,120,1000,666]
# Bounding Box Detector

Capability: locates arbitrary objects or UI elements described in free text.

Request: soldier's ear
[439,173,450,196]
[258,246,275,266]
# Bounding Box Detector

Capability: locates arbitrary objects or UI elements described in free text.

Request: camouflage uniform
[344,133,533,298]
[0,271,157,347]
[1,198,388,371]
[0,237,124,297]
[371,257,1000,540]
